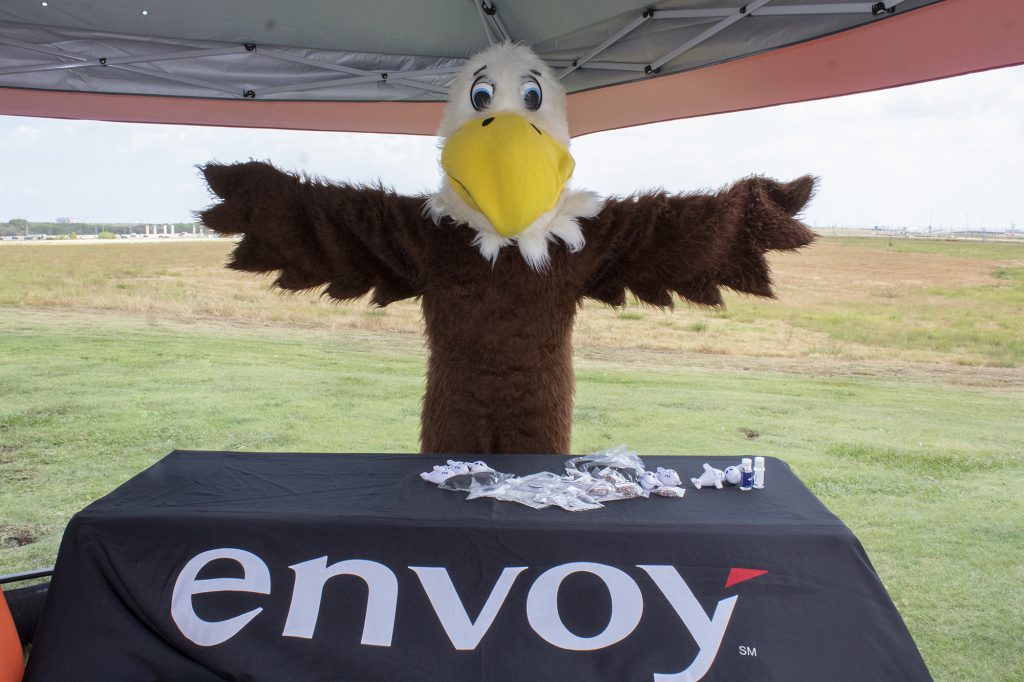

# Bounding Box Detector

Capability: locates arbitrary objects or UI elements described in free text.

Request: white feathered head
[427,43,601,270]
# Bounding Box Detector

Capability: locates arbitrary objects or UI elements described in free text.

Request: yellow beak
[441,114,575,238]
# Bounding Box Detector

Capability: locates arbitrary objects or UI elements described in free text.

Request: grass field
[1,237,1022,680]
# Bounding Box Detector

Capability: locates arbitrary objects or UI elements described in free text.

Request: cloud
[1,63,1022,228]
[0,120,441,222]
[573,64,1024,229]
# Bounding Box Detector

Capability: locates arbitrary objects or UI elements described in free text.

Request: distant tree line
[1,219,198,238]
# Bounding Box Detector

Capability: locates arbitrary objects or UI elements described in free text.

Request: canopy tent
[1,0,1022,136]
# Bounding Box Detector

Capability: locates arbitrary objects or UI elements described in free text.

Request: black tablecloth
[26,451,931,681]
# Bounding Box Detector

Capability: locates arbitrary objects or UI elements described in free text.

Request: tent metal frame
[0,1,909,101]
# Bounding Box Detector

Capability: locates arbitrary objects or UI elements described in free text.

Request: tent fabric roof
[1,0,1022,135]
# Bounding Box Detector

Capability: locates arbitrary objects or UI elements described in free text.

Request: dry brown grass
[578,239,1022,368]
[3,237,1022,380]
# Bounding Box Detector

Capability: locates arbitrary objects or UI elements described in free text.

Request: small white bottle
[739,458,753,491]
[753,457,765,489]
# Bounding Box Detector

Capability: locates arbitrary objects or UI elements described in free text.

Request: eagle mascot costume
[200,43,816,456]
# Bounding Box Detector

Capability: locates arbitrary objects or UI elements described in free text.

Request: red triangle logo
[725,567,768,589]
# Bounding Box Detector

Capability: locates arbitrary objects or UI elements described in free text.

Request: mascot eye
[471,79,494,111]
[521,79,542,111]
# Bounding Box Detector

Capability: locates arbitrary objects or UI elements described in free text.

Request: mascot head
[427,43,602,270]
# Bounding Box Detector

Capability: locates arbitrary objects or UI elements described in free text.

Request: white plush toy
[656,467,681,488]
[723,465,742,486]
[637,468,685,498]
[421,465,460,484]
[444,459,496,474]
[690,463,725,490]
[638,470,661,491]
[445,460,471,475]
[423,460,497,484]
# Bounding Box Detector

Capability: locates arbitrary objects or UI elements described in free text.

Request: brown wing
[199,161,431,306]
[576,175,817,307]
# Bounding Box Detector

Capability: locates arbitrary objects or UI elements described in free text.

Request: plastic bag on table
[468,472,603,512]
[565,445,646,483]
[536,474,603,512]
[469,472,560,507]
[567,470,646,502]
[652,485,686,498]
[549,490,603,512]
[439,470,513,492]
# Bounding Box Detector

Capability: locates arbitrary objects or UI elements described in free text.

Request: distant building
[56,217,77,224]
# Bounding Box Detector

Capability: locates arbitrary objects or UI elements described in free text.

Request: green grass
[0,311,424,570]
[724,240,1024,367]
[827,236,1024,260]
[773,296,1023,367]
[2,308,1022,680]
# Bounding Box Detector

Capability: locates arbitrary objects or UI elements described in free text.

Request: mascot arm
[200,161,430,306]
[577,175,817,307]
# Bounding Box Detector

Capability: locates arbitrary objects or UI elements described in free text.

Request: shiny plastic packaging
[422,447,684,511]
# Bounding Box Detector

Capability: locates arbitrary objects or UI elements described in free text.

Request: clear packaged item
[565,445,646,482]
[421,447,685,511]
[466,472,603,511]
[439,469,513,492]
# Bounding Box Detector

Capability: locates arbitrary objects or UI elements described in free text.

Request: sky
[1,62,1022,230]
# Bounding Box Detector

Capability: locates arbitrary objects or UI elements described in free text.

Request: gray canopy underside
[0,1,940,103]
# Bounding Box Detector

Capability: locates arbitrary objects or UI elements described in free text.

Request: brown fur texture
[200,162,816,455]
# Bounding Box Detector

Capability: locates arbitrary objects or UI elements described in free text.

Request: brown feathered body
[200,162,816,454]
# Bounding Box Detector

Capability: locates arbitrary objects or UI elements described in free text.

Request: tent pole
[648,0,776,73]
[558,10,653,80]
[549,60,647,73]
[476,2,499,45]
[0,46,245,77]
[653,2,908,19]
[108,63,244,97]
[480,2,512,43]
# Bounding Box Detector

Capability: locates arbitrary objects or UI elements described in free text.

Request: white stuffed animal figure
[690,463,725,490]
[421,465,460,484]
[638,470,661,491]
[639,467,685,498]
[446,460,472,475]
[656,467,681,488]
